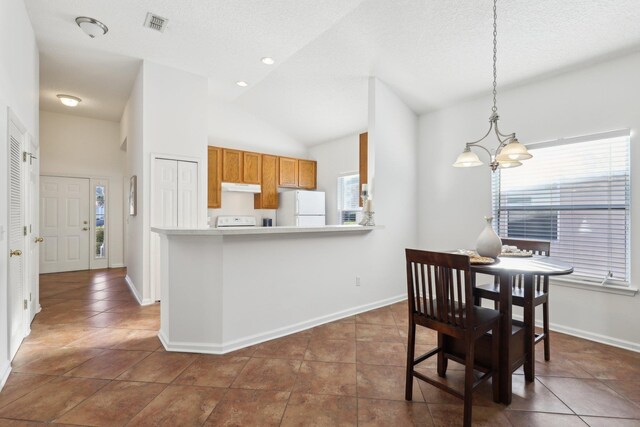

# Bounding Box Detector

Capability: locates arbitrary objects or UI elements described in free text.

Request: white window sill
[550,277,638,297]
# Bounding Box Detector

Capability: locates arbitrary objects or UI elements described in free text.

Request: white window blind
[492,130,631,285]
[338,173,361,224]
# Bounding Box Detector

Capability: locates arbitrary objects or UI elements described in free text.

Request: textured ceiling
[25,0,640,142]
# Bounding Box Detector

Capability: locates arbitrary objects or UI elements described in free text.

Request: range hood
[221,182,262,193]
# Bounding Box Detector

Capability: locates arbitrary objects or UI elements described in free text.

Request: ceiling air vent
[144,13,168,32]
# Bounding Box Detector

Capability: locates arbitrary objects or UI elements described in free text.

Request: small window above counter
[207,145,318,209]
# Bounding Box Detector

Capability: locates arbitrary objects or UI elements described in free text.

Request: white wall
[0,0,39,387]
[309,133,361,225]
[418,52,640,349]
[39,111,125,268]
[121,61,208,303]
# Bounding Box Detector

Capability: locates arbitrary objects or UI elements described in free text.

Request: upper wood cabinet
[298,159,317,190]
[243,151,262,184]
[254,154,278,209]
[222,149,243,183]
[278,157,299,187]
[207,146,222,208]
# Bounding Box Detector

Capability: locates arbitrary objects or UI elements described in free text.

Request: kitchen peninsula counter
[152,224,401,355]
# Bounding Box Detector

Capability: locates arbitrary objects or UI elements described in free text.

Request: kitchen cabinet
[243,151,262,184]
[222,149,243,183]
[298,159,317,189]
[278,157,299,187]
[254,154,278,209]
[208,146,222,208]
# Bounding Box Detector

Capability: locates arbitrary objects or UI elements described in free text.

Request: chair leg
[463,339,475,427]
[437,332,448,377]
[491,324,500,403]
[405,321,416,401]
[543,301,551,361]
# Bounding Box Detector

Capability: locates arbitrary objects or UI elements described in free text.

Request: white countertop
[151,225,382,236]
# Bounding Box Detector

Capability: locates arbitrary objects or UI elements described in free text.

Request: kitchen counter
[151,224,381,236]
[151,223,403,355]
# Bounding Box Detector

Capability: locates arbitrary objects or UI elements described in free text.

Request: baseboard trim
[160,293,407,354]
[124,275,154,306]
[109,263,125,268]
[512,314,640,353]
[0,360,11,391]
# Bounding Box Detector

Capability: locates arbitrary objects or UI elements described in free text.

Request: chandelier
[453,0,531,172]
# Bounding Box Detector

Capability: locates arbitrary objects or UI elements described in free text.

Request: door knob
[82,227,89,231]
[35,237,44,243]
[9,249,22,257]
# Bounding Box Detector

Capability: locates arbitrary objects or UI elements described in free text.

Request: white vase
[475,216,502,258]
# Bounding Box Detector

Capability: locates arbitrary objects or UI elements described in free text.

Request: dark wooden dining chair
[473,238,552,362]
[405,249,501,427]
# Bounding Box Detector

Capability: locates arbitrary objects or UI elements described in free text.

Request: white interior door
[177,161,198,228]
[150,159,179,301]
[8,119,26,359]
[26,138,40,322]
[39,176,90,273]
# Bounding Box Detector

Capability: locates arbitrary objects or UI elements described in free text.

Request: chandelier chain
[492,0,498,113]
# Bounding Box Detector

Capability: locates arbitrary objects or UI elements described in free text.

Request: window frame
[337,172,362,225]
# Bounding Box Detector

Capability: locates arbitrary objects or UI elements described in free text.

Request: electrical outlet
[355,276,361,286]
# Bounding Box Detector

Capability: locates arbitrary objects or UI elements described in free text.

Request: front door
[40,176,90,273]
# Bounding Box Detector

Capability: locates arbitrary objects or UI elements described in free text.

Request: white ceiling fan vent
[144,13,168,32]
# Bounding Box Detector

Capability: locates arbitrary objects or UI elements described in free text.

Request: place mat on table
[499,251,533,257]
[470,256,496,265]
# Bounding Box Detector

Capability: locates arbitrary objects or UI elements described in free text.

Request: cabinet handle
[35,237,44,243]
[82,227,89,231]
[9,249,22,257]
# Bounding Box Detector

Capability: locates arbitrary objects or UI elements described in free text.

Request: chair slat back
[406,249,473,330]
[501,238,551,292]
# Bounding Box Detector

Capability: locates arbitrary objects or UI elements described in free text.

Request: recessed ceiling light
[75,17,109,38]
[261,57,275,65]
[236,81,248,87]
[57,94,82,107]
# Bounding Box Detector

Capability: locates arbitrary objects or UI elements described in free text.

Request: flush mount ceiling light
[261,57,275,65]
[453,0,531,172]
[57,94,82,107]
[75,16,109,38]
[236,81,248,87]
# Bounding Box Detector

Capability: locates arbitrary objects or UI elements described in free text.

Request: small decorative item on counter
[359,189,375,226]
[475,216,502,258]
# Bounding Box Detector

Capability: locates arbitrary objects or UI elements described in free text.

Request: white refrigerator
[277,190,326,226]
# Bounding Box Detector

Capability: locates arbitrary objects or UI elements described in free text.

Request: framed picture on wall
[129,175,137,216]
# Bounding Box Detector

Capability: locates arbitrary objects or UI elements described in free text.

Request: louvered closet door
[177,161,198,228]
[8,121,25,359]
[39,176,90,273]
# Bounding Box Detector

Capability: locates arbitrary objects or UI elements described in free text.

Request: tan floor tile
[0,419,45,426]
[356,324,403,342]
[357,364,424,402]
[538,377,640,418]
[22,324,99,347]
[173,355,250,387]
[304,339,356,363]
[10,344,58,368]
[579,416,640,426]
[399,326,438,346]
[253,335,310,360]
[126,385,225,426]
[357,341,406,366]
[312,322,356,341]
[427,403,511,427]
[32,310,101,325]
[54,381,166,426]
[293,361,357,396]
[604,380,640,405]
[204,389,289,427]
[505,411,588,426]
[232,358,301,391]
[64,349,150,379]
[13,347,105,375]
[0,373,55,410]
[116,352,196,383]
[280,393,357,427]
[355,307,397,326]
[0,376,108,422]
[68,328,162,351]
[358,398,433,426]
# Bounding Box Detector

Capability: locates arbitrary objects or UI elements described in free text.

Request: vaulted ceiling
[25,0,640,144]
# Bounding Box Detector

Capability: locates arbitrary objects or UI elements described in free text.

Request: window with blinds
[338,173,361,224]
[492,129,631,285]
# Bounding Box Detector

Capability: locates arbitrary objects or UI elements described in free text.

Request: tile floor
[0,268,639,426]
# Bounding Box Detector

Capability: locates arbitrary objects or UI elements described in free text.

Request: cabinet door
[298,159,317,189]
[222,149,243,183]
[243,151,262,184]
[278,157,298,187]
[254,154,278,209]
[207,147,222,208]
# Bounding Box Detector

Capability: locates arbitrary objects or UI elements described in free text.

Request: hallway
[0,269,640,425]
